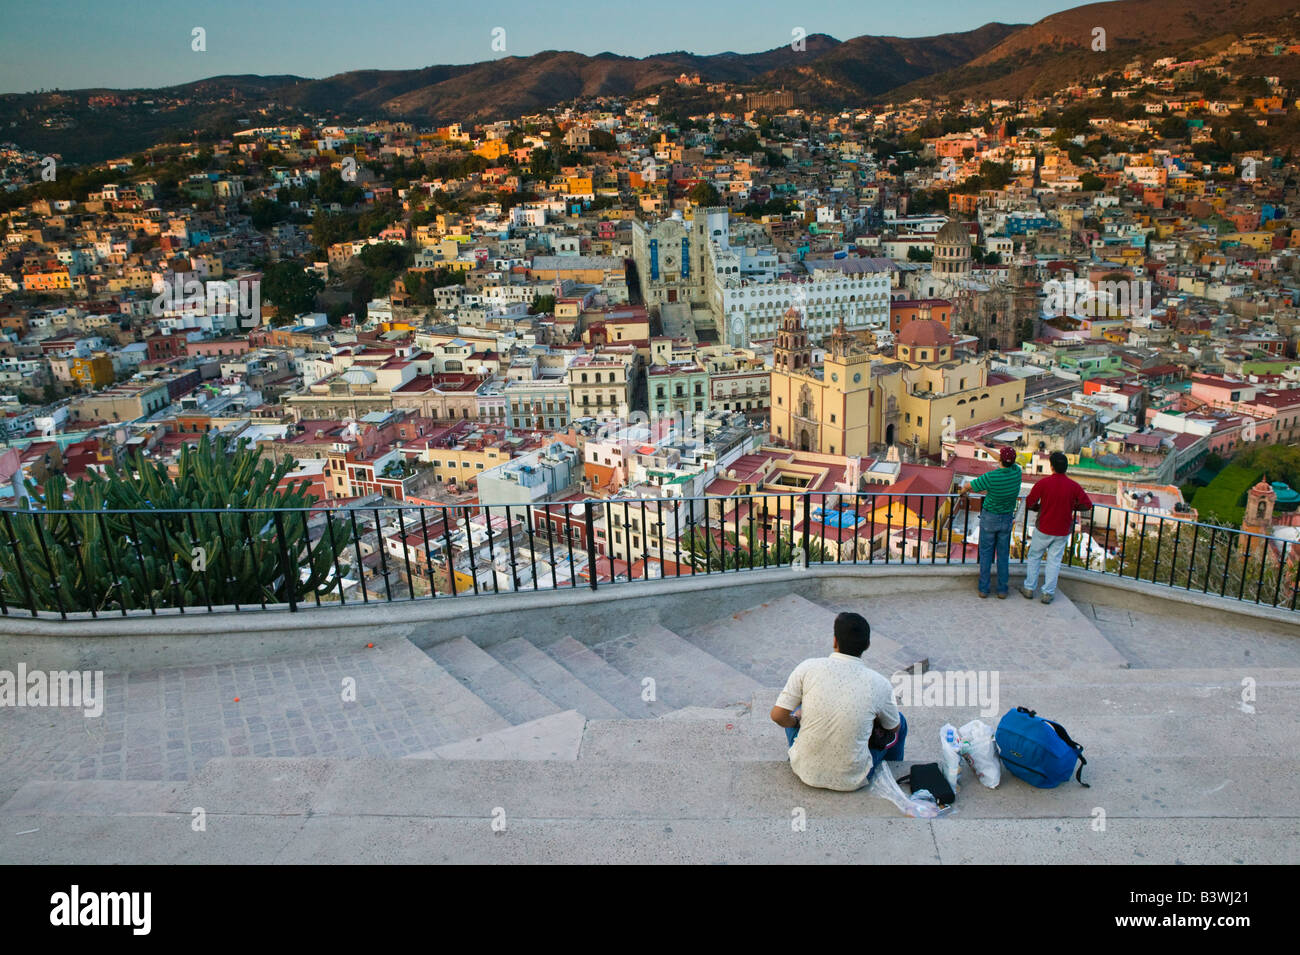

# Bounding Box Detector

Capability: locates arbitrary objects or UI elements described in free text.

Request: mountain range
[2,0,1296,163]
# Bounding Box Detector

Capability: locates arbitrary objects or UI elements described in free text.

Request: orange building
[890,298,953,336]
[23,265,72,292]
[473,140,510,161]
[70,355,115,390]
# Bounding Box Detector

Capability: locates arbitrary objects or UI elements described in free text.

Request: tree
[978,160,1013,189]
[1080,172,1105,192]
[0,435,351,614]
[261,261,324,323]
[907,188,949,216]
[1234,444,1300,492]
[681,523,829,572]
[688,181,721,206]
[530,294,556,315]
[249,196,290,229]
[317,168,364,207]
[1158,116,1187,140]
[358,242,414,298]
[589,129,617,151]
[528,148,558,180]
[1097,510,1296,610]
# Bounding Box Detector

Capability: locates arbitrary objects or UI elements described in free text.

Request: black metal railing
[1,492,1296,619]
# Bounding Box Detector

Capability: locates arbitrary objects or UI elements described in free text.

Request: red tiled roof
[898,320,955,347]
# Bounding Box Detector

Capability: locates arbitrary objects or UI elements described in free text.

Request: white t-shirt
[775,652,901,792]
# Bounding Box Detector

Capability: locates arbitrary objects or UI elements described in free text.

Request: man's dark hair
[1049,451,1069,474]
[834,612,871,657]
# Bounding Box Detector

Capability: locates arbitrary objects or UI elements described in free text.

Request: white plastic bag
[958,718,1001,788]
[939,723,963,791]
[867,758,949,818]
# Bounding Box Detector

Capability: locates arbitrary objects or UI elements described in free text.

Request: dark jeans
[785,712,909,782]
[978,510,1015,595]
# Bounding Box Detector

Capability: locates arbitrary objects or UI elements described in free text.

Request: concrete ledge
[2,562,1294,671]
[1054,567,1300,632]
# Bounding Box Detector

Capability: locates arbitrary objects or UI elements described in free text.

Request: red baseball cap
[999,446,1017,465]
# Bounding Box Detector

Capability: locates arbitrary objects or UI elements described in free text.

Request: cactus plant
[0,434,352,614]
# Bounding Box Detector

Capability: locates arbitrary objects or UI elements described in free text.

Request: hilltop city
[2,25,1300,596]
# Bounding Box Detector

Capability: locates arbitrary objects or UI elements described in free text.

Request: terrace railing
[1,492,1296,619]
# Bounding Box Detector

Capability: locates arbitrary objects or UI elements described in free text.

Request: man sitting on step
[770,612,907,791]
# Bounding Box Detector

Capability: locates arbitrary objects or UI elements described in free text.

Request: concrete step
[407,710,587,761]
[487,638,625,720]
[592,624,765,710]
[424,637,562,725]
[580,716,788,762]
[587,700,1296,766]
[5,806,1291,865]
[379,638,514,741]
[0,779,185,817]
[5,687,1296,863]
[816,584,1131,671]
[149,753,1300,826]
[582,666,1300,765]
[742,666,1300,760]
[661,704,754,720]
[681,592,926,686]
[541,635,674,717]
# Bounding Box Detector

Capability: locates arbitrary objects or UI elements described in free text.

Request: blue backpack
[995,707,1089,788]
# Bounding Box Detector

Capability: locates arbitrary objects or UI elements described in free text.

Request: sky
[0,0,1081,94]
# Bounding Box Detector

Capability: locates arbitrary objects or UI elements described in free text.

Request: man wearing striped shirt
[960,445,1023,599]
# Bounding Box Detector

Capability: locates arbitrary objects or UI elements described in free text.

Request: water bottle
[940,725,962,789]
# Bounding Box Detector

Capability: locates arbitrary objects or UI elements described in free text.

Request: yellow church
[768,308,1023,458]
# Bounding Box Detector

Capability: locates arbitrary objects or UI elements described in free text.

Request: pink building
[186,338,250,359]
[1189,375,1257,407]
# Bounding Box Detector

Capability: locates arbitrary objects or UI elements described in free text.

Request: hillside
[757,24,1023,107]
[891,0,1300,101]
[5,0,1297,164]
[0,27,1015,162]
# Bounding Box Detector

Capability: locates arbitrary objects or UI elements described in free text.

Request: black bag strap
[1045,719,1090,787]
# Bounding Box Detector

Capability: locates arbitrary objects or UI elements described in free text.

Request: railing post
[802,492,811,562]
[584,501,598,591]
[273,510,297,613]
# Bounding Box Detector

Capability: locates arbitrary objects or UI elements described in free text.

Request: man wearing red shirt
[1021,452,1093,605]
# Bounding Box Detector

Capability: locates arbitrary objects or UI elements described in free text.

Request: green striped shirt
[969,465,1022,514]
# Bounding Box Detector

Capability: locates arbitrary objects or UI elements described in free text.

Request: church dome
[935,220,970,246]
[933,221,973,277]
[340,367,378,386]
[898,319,955,348]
